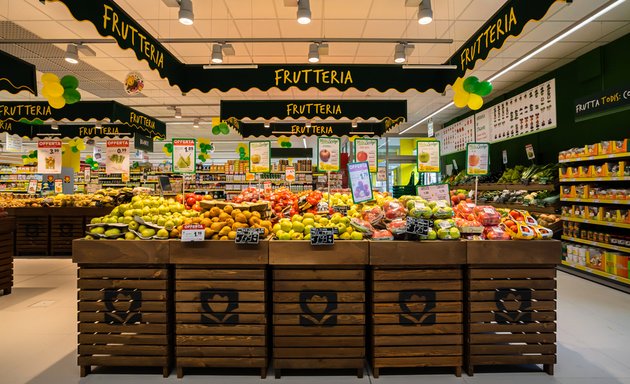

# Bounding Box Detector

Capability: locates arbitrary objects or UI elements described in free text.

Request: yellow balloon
[41,86,52,99]
[453,77,465,93]
[453,91,471,108]
[468,94,484,110]
[77,141,86,151]
[41,73,60,85]
[47,82,64,98]
[49,96,66,109]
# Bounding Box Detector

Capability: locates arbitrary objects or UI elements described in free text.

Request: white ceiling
[0,0,629,144]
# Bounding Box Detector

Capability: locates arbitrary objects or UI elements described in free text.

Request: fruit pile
[177,192,204,211]
[499,209,553,240]
[0,188,134,208]
[272,212,363,241]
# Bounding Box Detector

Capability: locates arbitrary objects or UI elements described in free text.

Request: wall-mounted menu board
[489,78,556,143]
[434,115,475,155]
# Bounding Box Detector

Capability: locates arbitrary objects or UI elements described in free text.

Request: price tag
[181,224,205,242]
[317,201,329,212]
[525,144,536,160]
[172,139,196,174]
[310,228,334,246]
[405,217,431,236]
[285,167,295,183]
[37,140,62,174]
[332,206,348,215]
[106,139,130,175]
[54,179,63,194]
[27,179,38,194]
[235,228,265,245]
[502,150,508,164]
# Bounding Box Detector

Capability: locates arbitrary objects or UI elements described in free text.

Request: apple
[319,149,331,162]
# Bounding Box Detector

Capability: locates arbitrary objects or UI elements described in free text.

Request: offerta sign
[37,140,62,174]
[172,139,196,173]
[105,139,130,175]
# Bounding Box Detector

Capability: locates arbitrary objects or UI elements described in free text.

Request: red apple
[319,149,331,162]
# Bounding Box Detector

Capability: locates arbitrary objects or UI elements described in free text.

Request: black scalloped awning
[0,50,37,96]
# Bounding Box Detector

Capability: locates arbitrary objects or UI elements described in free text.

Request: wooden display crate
[73,240,172,377]
[270,240,368,378]
[51,216,85,255]
[0,217,15,295]
[466,240,561,376]
[15,215,48,256]
[370,241,466,377]
[171,240,269,378]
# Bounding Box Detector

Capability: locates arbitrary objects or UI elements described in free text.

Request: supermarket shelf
[560,176,630,182]
[561,235,630,254]
[559,152,630,163]
[269,171,313,174]
[455,183,557,191]
[559,261,630,292]
[486,202,558,214]
[561,197,630,205]
[561,216,630,229]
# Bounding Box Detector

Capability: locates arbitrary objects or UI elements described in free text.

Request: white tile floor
[1,258,630,384]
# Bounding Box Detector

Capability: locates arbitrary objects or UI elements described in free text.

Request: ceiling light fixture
[297,0,311,25]
[418,0,433,25]
[394,43,407,63]
[352,120,358,128]
[178,0,194,25]
[174,107,182,119]
[193,118,200,128]
[264,121,270,128]
[305,121,312,128]
[303,138,307,148]
[51,122,59,130]
[400,0,625,135]
[308,43,320,63]
[211,44,223,64]
[65,43,79,64]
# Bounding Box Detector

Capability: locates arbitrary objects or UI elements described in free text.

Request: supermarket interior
[1,0,630,383]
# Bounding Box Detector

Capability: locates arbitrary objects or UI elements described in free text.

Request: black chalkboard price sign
[405,217,431,236]
[310,227,335,246]
[235,228,265,245]
[332,205,348,215]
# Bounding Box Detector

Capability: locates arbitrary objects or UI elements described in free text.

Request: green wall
[443,32,630,174]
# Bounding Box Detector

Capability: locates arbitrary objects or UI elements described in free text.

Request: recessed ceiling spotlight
[95,121,102,129]
[51,122,59,130]
[193,118,200,128]
[394,43,407,63]
[352,120,358,128]
[418,0,433,25]
[175,107,182,119]
[264,121,270,128]
[305,120,312,128]
[297,0,311,25]
[211,44,223,64]
[179,0,194,25]
[65,44,79,64]
[308,43,320,63]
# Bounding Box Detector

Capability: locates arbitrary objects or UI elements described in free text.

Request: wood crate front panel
[272,268,366,370]
[371,267,464,374]
[175,267,267,372]
[0,231,13,293]
[466,266,557,371]
[15,216,48,255]
[77,265,171,373]
[51,216,84,255]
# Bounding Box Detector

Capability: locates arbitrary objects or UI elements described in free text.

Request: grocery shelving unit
[453,183,559,214]
[559,151,630,291]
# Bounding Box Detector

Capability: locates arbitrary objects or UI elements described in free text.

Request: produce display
[0,188,134,208]
[478,189,559,206]
[444,163,559,186]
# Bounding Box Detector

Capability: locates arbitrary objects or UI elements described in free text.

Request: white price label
[181,224,205,242]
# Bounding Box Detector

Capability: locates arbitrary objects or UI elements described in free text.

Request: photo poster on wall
[434,116,475,156]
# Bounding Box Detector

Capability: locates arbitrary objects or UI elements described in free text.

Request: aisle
[1,259,630,384]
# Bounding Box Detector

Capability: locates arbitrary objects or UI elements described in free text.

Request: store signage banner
[134,133,154,152]
[4,132,23,152]
[417,141,441,173]
[417,183,451,203]
[574,83,630,119]
[435,116,475,155]
[445,0,559,77]
[354,138,378,173]
[233,119,403,138]
[348,162,373,204]
[249,141,271,173]
[317,137,341,172]
[105,139,130,175]
[466,143,490,176]
[37,140,62,174]
[33,124,135,139]
[220,100,407,121]
[0,119,32,137]
[172,139,196,174]
[0,50,37,96]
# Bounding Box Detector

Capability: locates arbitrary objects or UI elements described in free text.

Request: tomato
[195,195,203,201]
[175,195,183,203]
[186,197,197,206]
[192,204,202,212]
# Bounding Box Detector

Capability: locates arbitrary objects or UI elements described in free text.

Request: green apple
[319,218,329,226]
[280,220,292,233]
[90,226,105,235]
[141,228,156,238]
[85,235,95,240]
[278,232,291,241]
[132,201,144,210]
[314,215,322,222]
[124,232,137,240]
[449,227,460,239]
[336,223,347,234]
[427,229,437,240]
[90,217,102,224]
[272,224,282,234]
[303,212,315,219]
[340,232,351,240]
[122,217,133,224]
[164,220,175,231]
[291,232,304,240]
[302,218,315,227]
[104,228,121,237]
[117,217,125,223]
[304,233,311,240]
[292,221,305,233]
[304,225,313,235]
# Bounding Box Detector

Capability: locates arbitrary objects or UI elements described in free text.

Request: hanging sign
[4,132,23,152]
[105,139,130,175]
[54,179,63,194]
[172,138,196,174]
[502,150,508,164]
[417,140,441,173]
[27,179,38,194]
[354,138,378,173]
[417,183,451,203]
[317,137,341,172]
[93,146,103,162]
[575,83,630,119]
[285,167,296,183]
[249,141,271,173]
[427,119,434,138]
[134,133,153,152]
[377,167,387,182]
[0,50,37,95]
[525,144,536,160]
[348,161,373,203]
[233,119,403,138]
[466,143,490,176]
[37,140,62,174]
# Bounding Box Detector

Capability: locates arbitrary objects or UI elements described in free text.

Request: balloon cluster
[162,143,173,155]
[197,140,214,162]
[348,135,358,143]
[236,143,249,161]
[19,118,44,125]
[277,137,292,148]
[68,138,86,153]
[453,76,493,111]
[41,73,81,109]
[22,150,37,165]
[211,122,230,135]
[85,156,100,171]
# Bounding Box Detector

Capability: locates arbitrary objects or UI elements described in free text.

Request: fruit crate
[269,240,368,378]
[369,241,466,377]
[51,216,85,255]
[14,213,48,256]
[0,217,15,295]
[170,240,269,378]
[73,240,172,377]
[465,240,561,376]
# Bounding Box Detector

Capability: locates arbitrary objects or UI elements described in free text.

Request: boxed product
[613,139,628,153]
[599,141,614,155]
[473,205,501,226]
[587,247,605,271]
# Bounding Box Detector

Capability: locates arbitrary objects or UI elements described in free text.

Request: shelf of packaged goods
[561,198,630,205]
[99,183,128,187]
[184,189,225,193]
[0,172,38,175]
[559,152,630,163]
[560,176,630,182]
[561,235,630,253]
[560,260,630,286]
[561,216,630,229]
[486,202,558,214]
[0,189,28,193]
[269,171,313,174]
[454,183,557,191]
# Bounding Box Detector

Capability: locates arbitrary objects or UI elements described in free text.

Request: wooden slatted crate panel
[51,216,85,255]
[174,267,267,378]
[0,231,12,295]
[272,268,366,378]
[371,268,464,377]
[15,216,48,256]
[466,266,557,376]
[77,265,171,378]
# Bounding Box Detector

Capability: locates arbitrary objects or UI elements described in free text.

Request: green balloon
[463,76,479,93]
[165,143,173,151]
[60,75,79,90]
[475,81,493,97]
[29,152,37,158]
[63,89,81,104]
[219,123,229,135]
[239,147,245,153]
[286,142,292,148]
[22,155,27,159]
[212,126,220,135]
[71,146,79,153]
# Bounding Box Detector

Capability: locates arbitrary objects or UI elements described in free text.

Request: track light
[95,121,102,129]
[418,0,433,25]
[264,121,270,128]
[308,43,320,63]
[305,121,312,128]
[352,120,358,128]
[178,0,194,25]
[193,119,200,128]
[297,0,311,25]
[51,122,58,130]
[303,138,307,148]
[394,43,407,63]
[65,44,79,64]
[174,107,182,119]
[211,44,223,64]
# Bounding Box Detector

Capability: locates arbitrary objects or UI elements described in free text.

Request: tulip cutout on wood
[452,76,493,111]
